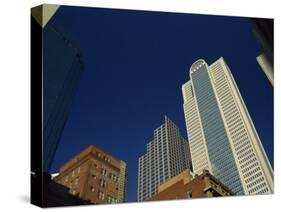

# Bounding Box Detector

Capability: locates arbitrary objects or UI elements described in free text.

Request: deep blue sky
[50,6,273,202]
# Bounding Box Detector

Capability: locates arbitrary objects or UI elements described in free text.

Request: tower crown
[189,59,208,74]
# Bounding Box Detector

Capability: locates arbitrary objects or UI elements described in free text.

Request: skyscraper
[42,22,84,173]
[31,5,84,206]
[33,4,84,173]
[137,116,191,201]
[182,57,273,195]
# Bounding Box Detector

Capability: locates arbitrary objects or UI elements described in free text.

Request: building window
[71,170,75,177]
[107,195,117,204]
[90,186,95,192]
[103,156,106,161]
[98,191,105,200]
[109,173,113,180]
[99,179,106,188]
[77,166,81,174]
[75,177,79,185]
[65,176,69,183]
[92,174,97,179]
[101,168,107,177]
[187,190,192,199]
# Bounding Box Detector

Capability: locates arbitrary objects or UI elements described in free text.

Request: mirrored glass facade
[190,64,244,195]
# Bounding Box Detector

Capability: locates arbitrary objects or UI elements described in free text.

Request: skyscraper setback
[137,116,191,201]
[182,57,273,195]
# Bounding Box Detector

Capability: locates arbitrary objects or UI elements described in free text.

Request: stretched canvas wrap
[31,4,274,208]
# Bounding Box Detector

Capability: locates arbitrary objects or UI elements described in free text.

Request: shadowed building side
[32,4,86,207]
[42,18,84,174]
[31,4,85,175]
[250,18,274,86]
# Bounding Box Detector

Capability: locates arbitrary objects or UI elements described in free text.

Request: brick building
[41,174,91,207]
[150,170,232,201]
[54,145,127,204]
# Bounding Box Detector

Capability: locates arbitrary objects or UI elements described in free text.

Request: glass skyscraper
[137,116,191,201]
[41,5,84,173]
[182,57,273,195]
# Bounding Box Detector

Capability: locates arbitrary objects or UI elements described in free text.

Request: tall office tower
[37,5,84,173]
[54,145,128,204]
[182,57,273,195]
[137,116,191,201]
[31,5,85,206]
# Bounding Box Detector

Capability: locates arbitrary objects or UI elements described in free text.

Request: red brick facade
[54,145,126,204]
[150,170,232,201]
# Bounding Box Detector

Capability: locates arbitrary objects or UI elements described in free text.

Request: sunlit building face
[182,58,273,195]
